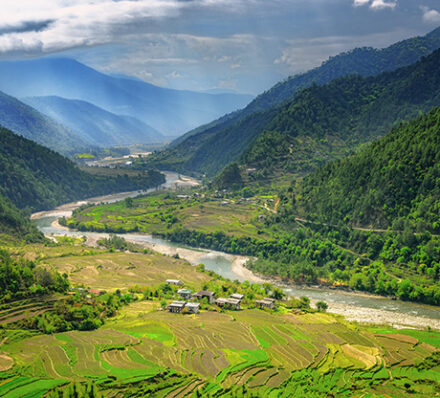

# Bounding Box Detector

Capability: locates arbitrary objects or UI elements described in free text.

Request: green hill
[0,126,165,212]
[0,195,43,241]
[144,27,440,176]
[298,107,440,232]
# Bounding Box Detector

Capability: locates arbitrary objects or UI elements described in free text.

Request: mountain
[150,26,440,175]
[0,90,87,154]
[298,107,440,232]
[146,45,440,177]
[0,58,253,136]
[0,126,165,212]
[24,96,163,147]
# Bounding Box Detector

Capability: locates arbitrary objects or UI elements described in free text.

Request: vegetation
[0,194,43,241]
[298,107,440,231]
[0,249,68,303]
[64,192,267,238]
[0,126,165,212]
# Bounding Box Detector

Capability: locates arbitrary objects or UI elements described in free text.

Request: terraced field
[43,251,211,292]
[1,243,439,397]
[1,300,439,397]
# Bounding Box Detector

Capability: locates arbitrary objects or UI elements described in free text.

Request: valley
[1,18,440,397]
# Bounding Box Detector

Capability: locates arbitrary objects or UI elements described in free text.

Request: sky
[0,0,439,94]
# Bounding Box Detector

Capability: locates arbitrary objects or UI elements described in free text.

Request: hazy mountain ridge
[0,90,87,154]
[24,96,163,147]
[0,58,253,136]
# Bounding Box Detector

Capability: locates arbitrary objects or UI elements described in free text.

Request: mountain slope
[152,27,440,174]
[0,126,165,212]
[24,96,163,147]
[298,107,440,232]
[147,45,440,176]
[0,58,253,136]
[0,195,43,241]
[0,91,87,154]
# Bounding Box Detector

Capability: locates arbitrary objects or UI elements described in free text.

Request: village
[165,278,277,314]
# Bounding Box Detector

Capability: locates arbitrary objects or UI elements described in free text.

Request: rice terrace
[0,240,439,397]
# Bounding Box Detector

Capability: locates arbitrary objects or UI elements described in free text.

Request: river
[31,171,440,330]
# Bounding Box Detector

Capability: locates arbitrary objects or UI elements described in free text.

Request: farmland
[0,241,439,397]
[64,192,271,239]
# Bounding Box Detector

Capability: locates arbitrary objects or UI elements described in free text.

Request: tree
[316,301,328,312]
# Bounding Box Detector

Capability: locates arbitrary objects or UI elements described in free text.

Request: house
[88,289,104,296]
[177,289,193,300]
[215,297,241,310]
[167,301,186,313]
[255,298,276,309]
[230,293,244,301]
[185,302,200,314]
[193,290,215,304]
[166,279,184,286]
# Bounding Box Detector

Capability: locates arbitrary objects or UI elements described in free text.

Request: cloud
[353,0,397,10]
[353,0,370,6]
[273,30,409,73]
[421,6,440,23]
[0,0,239,55]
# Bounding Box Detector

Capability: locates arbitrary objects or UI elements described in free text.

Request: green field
[65,192,271,238]
[0,241,439,397]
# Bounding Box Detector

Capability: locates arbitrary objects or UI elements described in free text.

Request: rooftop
[194,290,215,297]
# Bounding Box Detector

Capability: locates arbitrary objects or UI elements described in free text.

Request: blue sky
[0,0,439,94]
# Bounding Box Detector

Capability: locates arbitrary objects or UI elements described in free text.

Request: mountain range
[23,96,163,147]
[145,26,440,176]
[0,58,253,138]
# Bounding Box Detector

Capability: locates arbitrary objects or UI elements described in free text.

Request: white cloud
[273,30,409,73]
[421,6,440,23]
[0,0,241,55]
[353,0,370,6]
[371,0,396,9]
[353,0,397,10]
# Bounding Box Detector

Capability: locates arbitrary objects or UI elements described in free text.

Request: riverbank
[31,171,440,330]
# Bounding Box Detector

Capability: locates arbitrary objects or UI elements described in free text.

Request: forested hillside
[0,195,43,241]
[298,107,440,232]
[0,127,165,212]
[0,91,86,155]
[145,27,440,175]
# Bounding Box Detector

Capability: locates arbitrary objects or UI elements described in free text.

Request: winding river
[31,172,440,330]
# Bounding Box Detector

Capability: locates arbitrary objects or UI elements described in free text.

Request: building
[177,289,193,300]
[88,289,104,296]
[166,279,184,286]
[167,301,186,313]
[193,290,215,304]
[230,293,244,301]
[215,297,241,310]
[255,298,276,309]
[185,302,200,314]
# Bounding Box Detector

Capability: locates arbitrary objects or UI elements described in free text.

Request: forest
[0,126,165,212]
